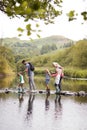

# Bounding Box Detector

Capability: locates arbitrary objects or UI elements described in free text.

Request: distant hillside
[0,35,74,58]
[27,35,74,48]
[17,39,87,78]
[29,39,87,69]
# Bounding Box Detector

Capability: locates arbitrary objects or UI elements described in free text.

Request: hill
[30,39,87,69]
[23,39,87,78]
[27,35,74,48]
[0,35,74,75]
[0,35,74,58]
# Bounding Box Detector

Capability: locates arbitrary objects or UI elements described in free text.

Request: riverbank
[34,67,87,79]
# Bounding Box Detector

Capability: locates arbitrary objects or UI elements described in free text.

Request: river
[0,76,87,130]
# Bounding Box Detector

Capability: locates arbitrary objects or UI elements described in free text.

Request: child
[45,69,51,93]
[17,72,25,93]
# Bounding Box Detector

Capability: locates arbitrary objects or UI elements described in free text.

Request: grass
[34,67,87,78]
[34,76,87,92]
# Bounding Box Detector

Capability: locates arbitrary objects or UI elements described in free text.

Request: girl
[17,72,25,93]
[45,69,51,93]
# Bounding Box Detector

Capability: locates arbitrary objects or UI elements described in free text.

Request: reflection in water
[18,93,24,107]
[54,94,62,119]
[45,92,50,111]
[55,94,61,105]
[63,79,87,92]
[0,76,15,89]
[0,93,87,130]
[74,96,87,103]
[26,93,35,120]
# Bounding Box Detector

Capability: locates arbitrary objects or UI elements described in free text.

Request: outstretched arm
[51,71,58,77]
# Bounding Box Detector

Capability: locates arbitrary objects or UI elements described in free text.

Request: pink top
[51,67,64,77]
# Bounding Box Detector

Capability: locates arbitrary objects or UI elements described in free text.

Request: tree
[0,0,62,37]
[40,44,57,54]
[0,0,87,37]
[51,44,57,50]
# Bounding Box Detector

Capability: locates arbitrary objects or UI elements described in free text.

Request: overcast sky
[0,0,87,41]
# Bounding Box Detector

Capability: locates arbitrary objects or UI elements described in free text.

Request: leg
[29,77,32,91]
[21,83,24,93]
[18,83,21,92]
[45,79,50,93]
[30,73,36,90]
[55,83,60,93]
[59,77,62,91]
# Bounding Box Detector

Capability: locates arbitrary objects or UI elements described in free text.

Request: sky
[0,0,87,41]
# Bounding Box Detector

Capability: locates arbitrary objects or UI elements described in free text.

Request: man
[22,60,36,91]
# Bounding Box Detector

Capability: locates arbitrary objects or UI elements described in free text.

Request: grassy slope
[1,35,72,76]
[29,40,87,78]
[1,37,87,78]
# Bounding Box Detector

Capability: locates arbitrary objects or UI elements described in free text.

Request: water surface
[0,93,87,130]
[0,76,87,130]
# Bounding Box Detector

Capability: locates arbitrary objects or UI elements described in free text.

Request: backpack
[28,62,35,71]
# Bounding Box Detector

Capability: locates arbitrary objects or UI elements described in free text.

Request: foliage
[0,76,15,89]
[59,40,87,69]
[62,79,87,92]
[0,46,15,67]
[64,68,87,78]
[0,0,86,37]
[67,10,77,21]
[0,55,14,75]
[0,46,16,75]
[14,54,26,63]
[0,0,62,37]
[72,40,87,68]
[40,44,57,54]
[23,40,87,78]
[0,36,73,61]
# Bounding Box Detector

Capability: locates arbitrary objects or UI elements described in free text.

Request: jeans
[28,73,36,90]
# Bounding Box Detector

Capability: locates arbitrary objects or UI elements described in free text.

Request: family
[17,60,64,94]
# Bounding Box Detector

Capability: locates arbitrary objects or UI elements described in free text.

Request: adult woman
[51,62,64,93]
